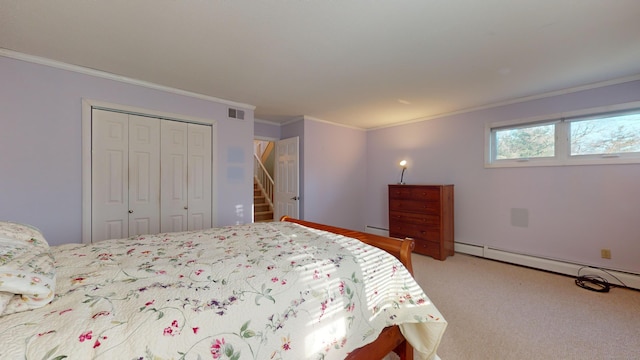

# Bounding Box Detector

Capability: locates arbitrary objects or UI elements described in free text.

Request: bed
[0,217,446,360]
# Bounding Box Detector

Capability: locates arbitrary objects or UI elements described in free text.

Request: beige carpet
[411,253,640,360]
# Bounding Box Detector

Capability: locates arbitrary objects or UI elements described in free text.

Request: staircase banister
[254,154,275,185]
[253,154,275,214]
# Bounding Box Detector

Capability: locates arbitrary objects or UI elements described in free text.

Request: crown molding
[0,48,256,111]
[369,73,640,131]
[254,118,282,126]
[281,115,365,130]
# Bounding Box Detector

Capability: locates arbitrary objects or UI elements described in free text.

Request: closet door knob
[128,210,133,214]
[184,206,188,210]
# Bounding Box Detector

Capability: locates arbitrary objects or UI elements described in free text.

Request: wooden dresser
[388,184,454,260]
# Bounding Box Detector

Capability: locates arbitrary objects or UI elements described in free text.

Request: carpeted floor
[411,253,640,360]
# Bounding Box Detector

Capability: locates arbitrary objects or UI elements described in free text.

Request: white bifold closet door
[91,109,211,242]
[160,120,212,233]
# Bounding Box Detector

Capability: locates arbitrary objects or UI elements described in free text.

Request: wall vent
[228,108,245,120]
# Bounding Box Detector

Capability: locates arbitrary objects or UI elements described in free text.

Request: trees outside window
[486,103,640,167]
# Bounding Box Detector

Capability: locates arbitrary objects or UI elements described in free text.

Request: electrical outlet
[601,249,611,259]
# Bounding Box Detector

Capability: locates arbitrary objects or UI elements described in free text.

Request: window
[494,122,556,160]
[486,101,640,167]
[569,112,640,156]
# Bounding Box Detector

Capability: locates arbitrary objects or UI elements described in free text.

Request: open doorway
[253,139,275,222]
[253,136,300,222]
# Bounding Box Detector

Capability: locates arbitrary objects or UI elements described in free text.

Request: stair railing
[254,154,274,210]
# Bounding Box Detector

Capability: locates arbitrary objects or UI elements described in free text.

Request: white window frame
[485,101,640,168]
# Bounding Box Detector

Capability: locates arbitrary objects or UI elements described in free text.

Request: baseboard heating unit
[364,226,639,290]
[454,243,640,291]
[364,225,390,237]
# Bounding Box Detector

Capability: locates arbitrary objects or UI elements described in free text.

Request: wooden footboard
[280,216,415,360]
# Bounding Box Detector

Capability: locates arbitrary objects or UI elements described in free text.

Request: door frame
[81,99,218,244]
[253,136,301,221]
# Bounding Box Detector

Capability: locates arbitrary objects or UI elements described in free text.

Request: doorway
[253,136,300,222]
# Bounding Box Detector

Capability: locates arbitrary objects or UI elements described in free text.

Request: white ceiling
[2,1,640,129]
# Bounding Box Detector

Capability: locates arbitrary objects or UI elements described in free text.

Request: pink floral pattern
[0,222,446,359]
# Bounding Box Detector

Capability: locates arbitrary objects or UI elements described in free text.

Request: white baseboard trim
[455,242,640,290]
[364,225,390,237]
[363,227,640,290]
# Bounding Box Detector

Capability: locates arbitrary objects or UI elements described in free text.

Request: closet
[91,108,212,242]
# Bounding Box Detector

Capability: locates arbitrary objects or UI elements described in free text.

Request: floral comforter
[0,221,446,360]
[0,221,56,316]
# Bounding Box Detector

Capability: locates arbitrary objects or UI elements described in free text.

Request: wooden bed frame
[280,216,416,360]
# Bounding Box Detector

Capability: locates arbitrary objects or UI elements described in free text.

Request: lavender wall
[254,120,281,139]
[366,80,640,274]
[0,55,254,245]
[302,120,367,230]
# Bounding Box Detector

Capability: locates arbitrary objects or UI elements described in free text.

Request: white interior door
[128,115,160,236]
[274,136,299,220]
[91,109,129,242]
[187,123,212,231]
[161,120,189,233]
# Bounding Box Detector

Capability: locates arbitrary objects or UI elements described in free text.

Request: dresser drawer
[414,239,441,258]
[389,221,440,242]
[389,186,441,201]
[389,211,440,226]
[389,199,440,214]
